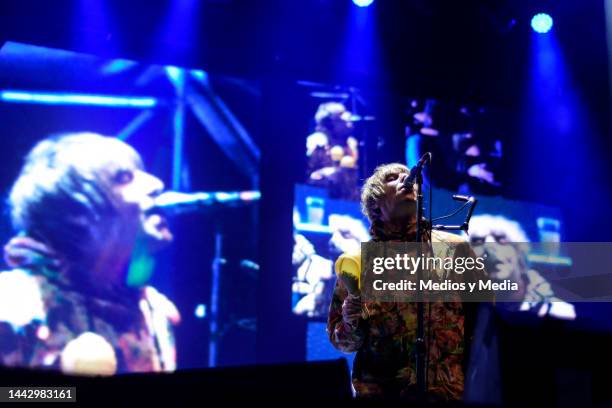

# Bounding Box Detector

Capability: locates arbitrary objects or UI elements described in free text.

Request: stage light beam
[352,0,374,8]
[531,13,553,34]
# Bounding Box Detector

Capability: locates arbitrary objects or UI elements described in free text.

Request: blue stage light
[0,90,157,108]
[352,0,374,7]
[165,66,185,86]
[100,59,137,76]
[531,13,553,34]
[190,69,209,83]
[195,304,207,319]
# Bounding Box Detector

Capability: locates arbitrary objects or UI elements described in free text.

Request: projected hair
[8,133,140,269]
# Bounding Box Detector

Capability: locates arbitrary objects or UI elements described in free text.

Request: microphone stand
[413,159,427,398]
[412,157,477,398]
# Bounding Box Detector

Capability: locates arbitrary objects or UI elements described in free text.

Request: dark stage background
[0,0,611,372]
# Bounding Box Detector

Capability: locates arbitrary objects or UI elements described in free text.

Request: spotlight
[531,13,553,34]
[194,304,206,319]
[352,0,374,7]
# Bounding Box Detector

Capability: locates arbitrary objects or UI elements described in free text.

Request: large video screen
[291,86,565,322]
[0,42,260,372]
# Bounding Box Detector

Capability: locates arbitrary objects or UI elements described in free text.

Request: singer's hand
[338,270,360,295]
[342,293,362,327]
[60,332,117,376]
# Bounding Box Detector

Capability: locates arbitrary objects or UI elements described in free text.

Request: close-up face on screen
[0,41,260,373]
[1,1,612,405]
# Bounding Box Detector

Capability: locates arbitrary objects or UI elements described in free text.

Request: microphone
[452,194,475,203]
[432,194,478,233]
[147,190,261,216]
[403,152,432,190]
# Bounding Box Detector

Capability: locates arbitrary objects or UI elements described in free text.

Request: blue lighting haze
[353,0,374,8]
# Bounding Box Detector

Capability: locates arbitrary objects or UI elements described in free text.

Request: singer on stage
[327,163,488,400]
[0,133,180,375]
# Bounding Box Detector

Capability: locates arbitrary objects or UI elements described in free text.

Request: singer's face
[376,169,417,223]
[93,140,172,244]
[93,141,160,214]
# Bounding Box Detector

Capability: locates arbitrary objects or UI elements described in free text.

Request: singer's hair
[9,133,143,270]
[361,163,410,240]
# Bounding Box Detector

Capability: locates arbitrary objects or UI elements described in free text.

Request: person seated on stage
[467,214,575,320]
[327,163,491,401]
[0,133,180,375]
[306,102,359,200]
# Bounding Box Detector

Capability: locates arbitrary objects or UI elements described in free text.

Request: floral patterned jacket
[0,237,179,375]
[327,231,489,400]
